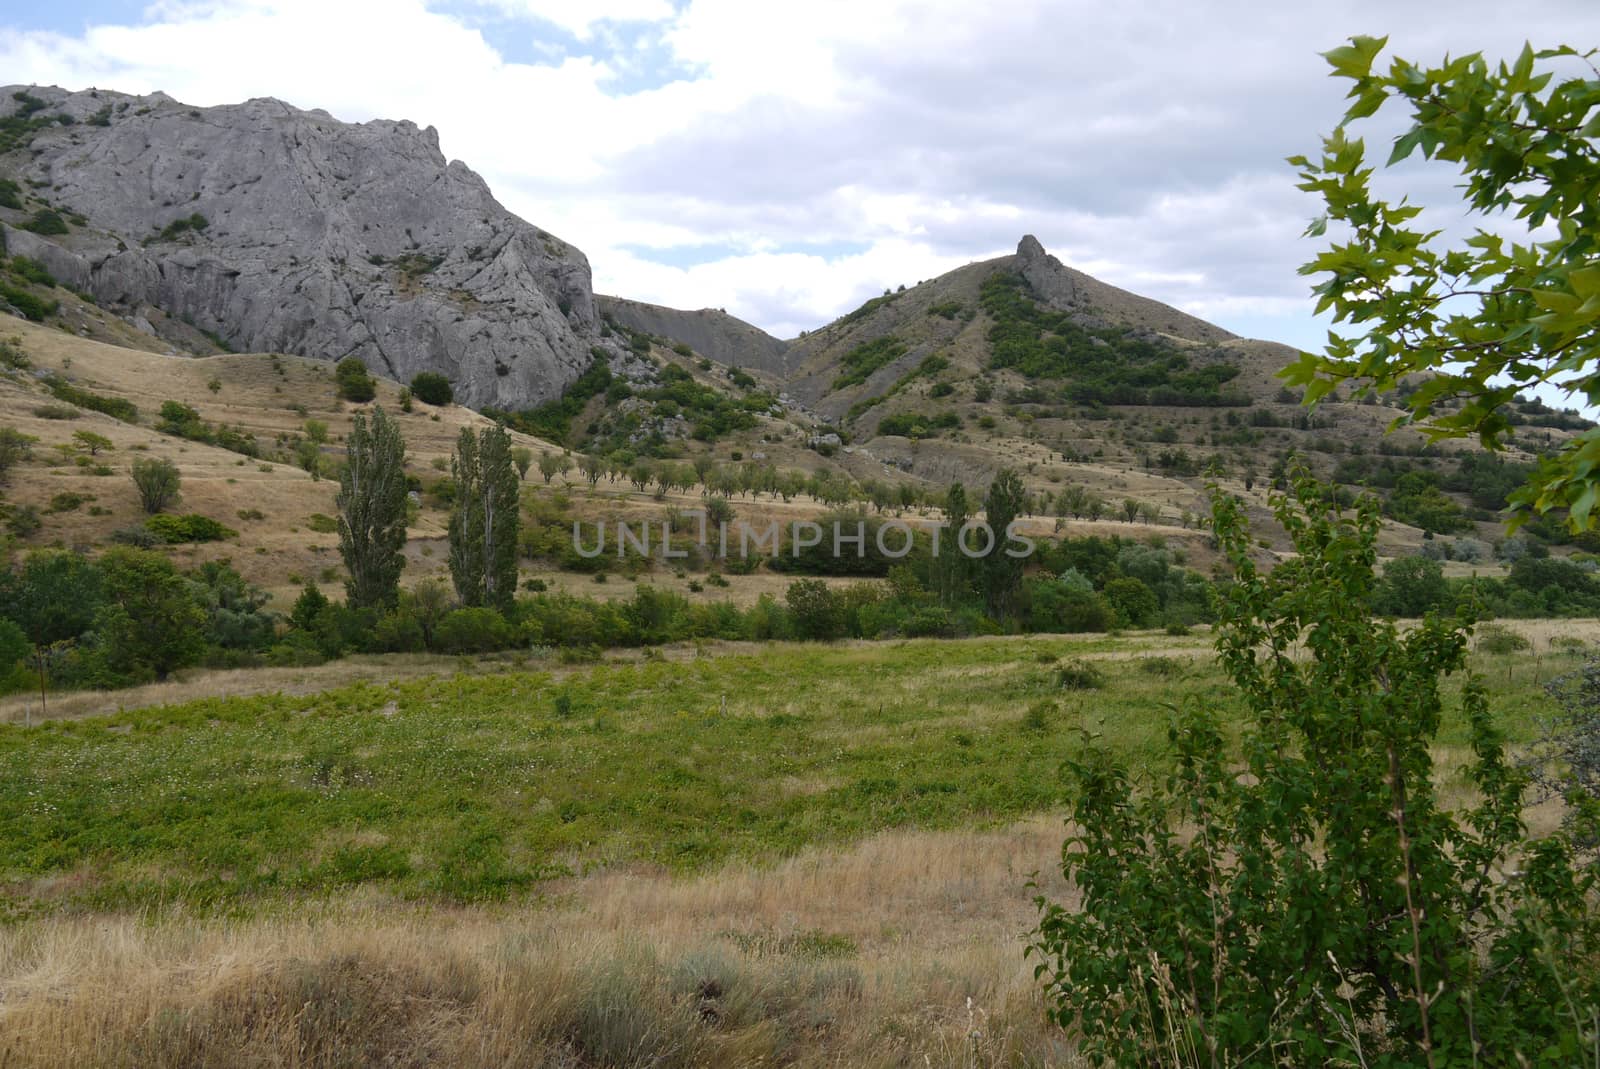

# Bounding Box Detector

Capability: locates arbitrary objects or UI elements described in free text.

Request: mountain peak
[1017,234,1047,260]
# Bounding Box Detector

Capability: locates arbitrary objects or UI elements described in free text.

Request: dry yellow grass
[0,317,564,600]
[0,818,1079,1068]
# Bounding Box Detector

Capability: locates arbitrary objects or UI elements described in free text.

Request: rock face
[596,295,790,377]
[1014,233,1235,345]
[0,86,611,407]
[1015,233,1082,310]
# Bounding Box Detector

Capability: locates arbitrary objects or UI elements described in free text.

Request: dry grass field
[0,624,1590,1067]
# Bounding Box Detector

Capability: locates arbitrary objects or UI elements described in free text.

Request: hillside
[597,295,791,378]
[3,232,1586,618]
[0,315,574,605]
[595,235,1587,558]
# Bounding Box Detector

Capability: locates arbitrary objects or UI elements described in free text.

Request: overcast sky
[2,1,1597,349]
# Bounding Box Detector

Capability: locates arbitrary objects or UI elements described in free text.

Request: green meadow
[0,632,1569,918]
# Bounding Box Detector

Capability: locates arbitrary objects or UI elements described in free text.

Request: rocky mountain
[597,295,791,378]
[0,86,611,408]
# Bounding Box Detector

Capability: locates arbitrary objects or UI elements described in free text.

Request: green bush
[1032,477,1600,1066]
[1373,554,1448,616]
[1477,623,1531,655]
[153,213,209,241]
[876,410,960,438]
[19,209,69,236]
[0,283,59,321]
[144,513,236,543]
[0,426,34,483]
[785,579,845,641]
[131,457,181,513]
[832,335,907,390]
[9,256,56,286]
[47,380,137,422]
[410,371,453,406]
[434,607,515,653]
[5,504,41,539]
[335,357,376,402]
[1054,659,1104,690]
[1101,576,1159,628]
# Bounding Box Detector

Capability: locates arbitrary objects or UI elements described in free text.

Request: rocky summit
[0,86,611,408]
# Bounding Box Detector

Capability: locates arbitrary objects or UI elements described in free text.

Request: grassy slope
[1,313,1242,607]
[0,316,564,602]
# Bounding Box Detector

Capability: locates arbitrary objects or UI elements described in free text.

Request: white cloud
[2,0,1598,344]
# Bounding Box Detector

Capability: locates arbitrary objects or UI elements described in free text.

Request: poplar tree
[982,469,1027,620]
[936,482,973,607]
[336,406,408,610]
[448,424,520,610]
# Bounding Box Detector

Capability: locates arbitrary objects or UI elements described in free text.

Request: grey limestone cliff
[0,86,613,407]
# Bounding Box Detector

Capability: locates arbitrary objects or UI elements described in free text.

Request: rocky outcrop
[597,295,790,377]
[1014,233,1235,345]
[0,86,614,407]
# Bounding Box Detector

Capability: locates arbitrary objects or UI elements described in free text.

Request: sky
[1,0,1596,349]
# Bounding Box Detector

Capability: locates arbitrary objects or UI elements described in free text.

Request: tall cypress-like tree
[936,481,973,607]
[448,427,483,605]
[448,424,520,610]
[337,406,408,610]
[982,468,1027,621]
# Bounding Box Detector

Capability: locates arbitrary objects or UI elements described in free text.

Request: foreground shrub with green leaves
[1032,478,1600,1066]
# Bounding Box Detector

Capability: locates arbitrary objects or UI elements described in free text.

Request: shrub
[1136,655,1186,678]
[48,380,137,422]
[1054,659,1104,690]
[1477,622,1531,655]
[307,513,338,534]
[433,607,515,653]
[0,336,28,369]
[0,283,59,321]
[110,525,160,547]
[335,357,376,402]
[144,513,237,543]
[0,426,35,482]
[1032,476,1600,1066]
[130,457,181,513]
[9,256,57,286]
[5,504,41,539]
[1373,554,1448,616]
[1101,576,1159,628]
[93,547,207,681]
[31,403,77,420]
[19,209,69,236]
[410,371,453,405]
[370,609,426,653]
[786,578,844,641]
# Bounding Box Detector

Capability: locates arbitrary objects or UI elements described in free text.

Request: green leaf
[1323,35,1389,80]
[1387,128,1423,166]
